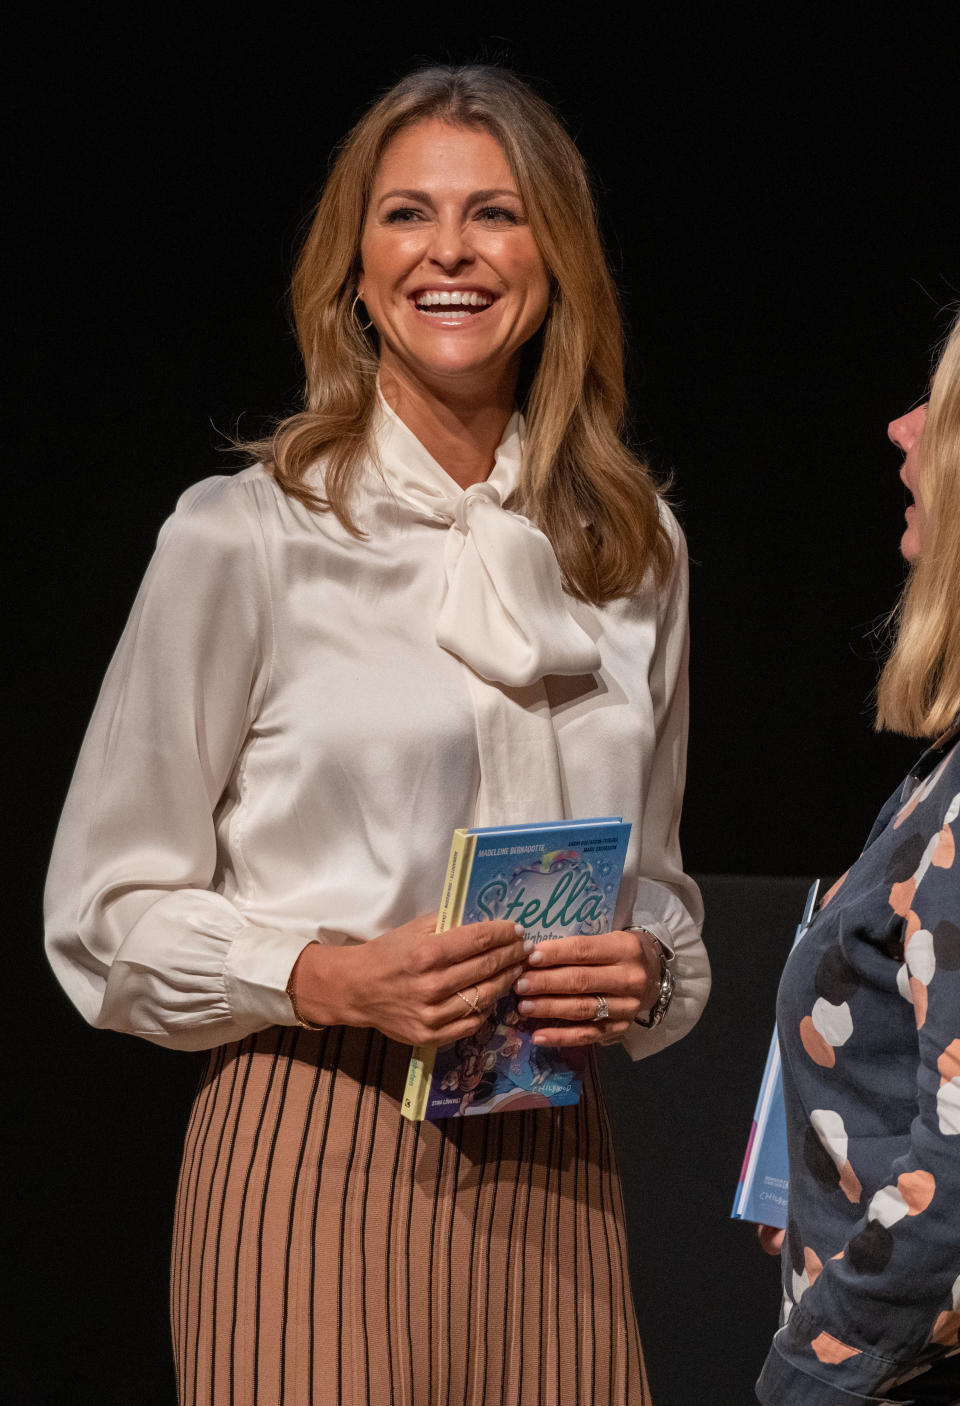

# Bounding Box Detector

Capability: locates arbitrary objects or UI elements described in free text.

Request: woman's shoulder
[123,467,310,606]
[656,496,686,554]
[173,460,372,542]
[164,462,344,550]
[172,463,281,522]
[149,466,277,565]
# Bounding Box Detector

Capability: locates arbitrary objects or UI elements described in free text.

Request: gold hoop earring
[351,293,374,333]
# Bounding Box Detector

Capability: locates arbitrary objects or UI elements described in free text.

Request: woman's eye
[383,207,425,224]
[476,205,520,224]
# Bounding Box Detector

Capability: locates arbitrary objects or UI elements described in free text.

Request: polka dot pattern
[809,1108,862,1204]
[867,1184,910,1229]
[937,1039,960,1082]
[810,1332,860,1365]
[936,1079,960,1136]
[905,929,936,986]
[847,1219,894,1276]
[798,948,857,1070]
[930,1275,960,1347]
[813,946,859,1004]
[802,1124,842,1190]
[934,919,960,970]
[811,996,853,1047]
[764,732,960,1402]
[886,833,927,882]
[932,821,956,869]
[906,926,936,1029]
[897,1169,936,1214]
[799,1016,835,1067]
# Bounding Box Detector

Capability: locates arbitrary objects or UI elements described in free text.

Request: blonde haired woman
[757,314,960,1405]
[45,66,708,1406]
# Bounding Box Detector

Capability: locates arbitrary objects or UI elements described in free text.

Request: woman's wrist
[633,935,675,1028]
[286,941,362,1030]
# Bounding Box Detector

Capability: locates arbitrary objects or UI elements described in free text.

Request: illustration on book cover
[412,819,631,1119]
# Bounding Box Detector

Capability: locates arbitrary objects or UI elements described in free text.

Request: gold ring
[456,986,482,1015]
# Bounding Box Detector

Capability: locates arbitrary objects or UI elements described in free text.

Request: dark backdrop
[10,2,960,1403]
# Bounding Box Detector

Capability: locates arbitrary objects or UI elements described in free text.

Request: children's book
[401,816,632,1121]
[731,880,821,1228]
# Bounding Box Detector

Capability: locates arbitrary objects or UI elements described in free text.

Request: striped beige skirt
[171,1025,649,1406]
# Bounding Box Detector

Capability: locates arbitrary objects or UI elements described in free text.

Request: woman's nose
[427,218,474,272]
[887,404,926,452]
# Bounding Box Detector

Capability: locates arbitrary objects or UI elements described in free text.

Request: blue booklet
[731,880,820,1228]
[401,816,632,1121]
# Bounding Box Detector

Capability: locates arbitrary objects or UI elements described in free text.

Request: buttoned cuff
[226,924,321,1028]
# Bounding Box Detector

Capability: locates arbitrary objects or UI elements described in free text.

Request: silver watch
[633,938,675,1028]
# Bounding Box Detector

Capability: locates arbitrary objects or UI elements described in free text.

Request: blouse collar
[371,390,524,514]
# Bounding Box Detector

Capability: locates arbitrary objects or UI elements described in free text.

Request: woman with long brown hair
[756,315,960,1404]
[45,66,709,1404]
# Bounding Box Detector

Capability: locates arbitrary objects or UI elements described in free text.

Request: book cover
[401,816,632,1121]
[731,880,821,1228]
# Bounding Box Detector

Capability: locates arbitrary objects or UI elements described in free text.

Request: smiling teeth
[415,291,492,308]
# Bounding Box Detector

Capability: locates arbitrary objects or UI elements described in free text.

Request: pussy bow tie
[373,397,602,689]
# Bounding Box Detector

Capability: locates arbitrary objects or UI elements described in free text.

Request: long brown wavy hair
[247,65,673,604]
[876,311,960,737]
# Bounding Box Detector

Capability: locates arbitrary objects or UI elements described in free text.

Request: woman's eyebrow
[376,188,433,204]
[375,186,520,204]
[468,187,521,202]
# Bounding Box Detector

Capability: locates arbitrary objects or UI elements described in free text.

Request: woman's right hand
[287,914,528,1047]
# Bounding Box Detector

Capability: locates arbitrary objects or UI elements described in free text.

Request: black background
[10,2,960,1402]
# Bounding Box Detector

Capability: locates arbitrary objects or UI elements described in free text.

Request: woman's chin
[900,525,921,564]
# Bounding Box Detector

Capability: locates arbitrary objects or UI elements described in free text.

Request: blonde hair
[876,311,960,737]
[247,65,673,604]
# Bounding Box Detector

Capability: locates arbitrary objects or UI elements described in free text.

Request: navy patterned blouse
[757,727,960,1404]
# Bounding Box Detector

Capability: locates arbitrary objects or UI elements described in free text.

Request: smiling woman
[264,65,675,605]
[357,119,551,464]
[44,64,709,1406]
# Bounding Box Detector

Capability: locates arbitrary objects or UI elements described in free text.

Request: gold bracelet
[286,977,326,1032]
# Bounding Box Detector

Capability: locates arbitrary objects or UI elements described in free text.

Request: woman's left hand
[513,929,661,1046]
[756,1224,786,1255]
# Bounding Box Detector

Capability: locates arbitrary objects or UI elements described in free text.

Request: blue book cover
[731,880,820,1229]
[402,817,632,1121]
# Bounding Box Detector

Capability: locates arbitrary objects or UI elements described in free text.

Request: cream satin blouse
[45,400,709,1057]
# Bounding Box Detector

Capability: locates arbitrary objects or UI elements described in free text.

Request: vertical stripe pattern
[172,1026,649,1406]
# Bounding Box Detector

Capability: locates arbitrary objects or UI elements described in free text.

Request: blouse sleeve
[623,513,710,1060]
[757,784,960,1403]
[44,476,310,1051]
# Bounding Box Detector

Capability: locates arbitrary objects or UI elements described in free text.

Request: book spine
[441,830,475,930]
[401,831,475,1121]
[731,879,821,1223]
[732,1031,782,1218]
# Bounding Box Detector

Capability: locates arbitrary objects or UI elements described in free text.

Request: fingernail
[518,999,533,1014]
[528,948,543,965]
[515,977,530,993]
[532,1034,547,1045]
[522,938,536,953]
[513,924,525,937]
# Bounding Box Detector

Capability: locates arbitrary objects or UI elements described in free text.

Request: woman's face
[358,119,550,399]
[888,404,928,563]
